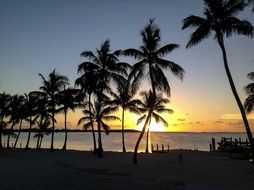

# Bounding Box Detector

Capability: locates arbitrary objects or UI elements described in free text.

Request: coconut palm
[110,77,139,152]
[244,72,254,113]
[34,116,51,150]
[6,94,24,149]
[133,90,173,164]
[13,95,26,148]
[0,92,11,149]
[24,93,38,150]
[78,40,130,155]
[78,97,120,157]
[38,69,69,151]
[122,19,184,98]
[58,88,79,150]
[182,0,254,158]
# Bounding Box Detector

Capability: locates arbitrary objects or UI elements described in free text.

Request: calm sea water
[2,132,250,152]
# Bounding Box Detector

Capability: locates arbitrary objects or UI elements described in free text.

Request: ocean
[1,132,250,152]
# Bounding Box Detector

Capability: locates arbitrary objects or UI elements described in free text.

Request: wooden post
[212,137,215,151]
[167,145,170,152]
[156,144,159,152]
[151,144,154,152]
[162,144,164,153]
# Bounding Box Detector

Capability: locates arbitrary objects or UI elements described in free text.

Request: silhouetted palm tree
[58,88,79,150]
[182,0,254,158]
[110,77,139,152]
[78,97,120,157]
[78,40,130,155]
[75,66,100,153]
[34,116,51,150]
[13,95,26,148]
[244,72,254,113]
[133,90,173,164]
[24,93,38,150]
[0,92,11,149]
[38,69,69,151]
[6,94,24,149]
[122,19,184,98]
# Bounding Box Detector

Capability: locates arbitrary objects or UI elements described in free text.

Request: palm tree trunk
[218,38,254,160]
[39,136,43,150]
[0,118,3,149]
[62,109,67,150]
[50,110,55,151]
[36,135,40,150]
[122,107,126,152]
[133,111,152,164]
[145,127,150,153]
[14,119,23,148]
[25,116,32,150]
[7,122,15,149]
[89,94,97,153]
[97,121,103,158]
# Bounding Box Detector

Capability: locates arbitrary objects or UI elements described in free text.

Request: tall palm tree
[244,72,254,113]
[13,95,26,148]
[78,40,130,155]
[34,116,51,150]
[78,97,120,158]
[75,66,100,153]
[110,77,139,152]
[122,19,184,98]
[182,0,254,157]
[0,92,11,149]
[6,94,24,149]
[38,69,69,151]
[58,88,79,150]
[24,93,38,150]
[133,90,173,164]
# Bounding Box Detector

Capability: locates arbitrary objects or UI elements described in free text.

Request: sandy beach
[0,149,254,190]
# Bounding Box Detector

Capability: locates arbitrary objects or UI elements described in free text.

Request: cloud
[220,113,254,120]
[177,118,186,122]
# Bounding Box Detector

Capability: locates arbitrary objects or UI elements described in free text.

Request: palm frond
[152,112,168,127]
[122,48,144,59]
[137,114,146,125]
[156,44,180,57]
[244,95,254,113]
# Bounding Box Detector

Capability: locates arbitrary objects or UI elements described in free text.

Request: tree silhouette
[78,98,120,157]
[122,19,184,98]
[0,92,11,149]
[110,76,139,152]
[248,0,254,11]
[133,90,173,164]
[182,0,254,159]
[38,69,69,151]
[244,72,254,113]
[58,88,79,150]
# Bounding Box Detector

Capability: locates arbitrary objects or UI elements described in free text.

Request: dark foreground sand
[0,149,254,190]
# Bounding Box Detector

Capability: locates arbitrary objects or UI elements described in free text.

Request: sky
[0,0,254,132]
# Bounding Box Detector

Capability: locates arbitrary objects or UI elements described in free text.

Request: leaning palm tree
[110,77,139,152]
[78,97,120,158]
[182,0,254,157]
[0,92,11,149]
[244,72,254,113]
[38,69,69,151]
[58,88,79,150]
[133,90,173,164]
[122,19,184,98]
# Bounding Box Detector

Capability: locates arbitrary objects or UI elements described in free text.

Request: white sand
[0,149,254,190]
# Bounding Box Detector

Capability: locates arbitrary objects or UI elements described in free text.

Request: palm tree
[78,40,130,155]
[34,116,51,150]
[133,90,173,164]
[110,77,139,152]
[244,72,254,113]
[75,66,100,153]
[38,69,69,151]
[58,88,79,150]
[182,0,254,157]
[24,93,38,150]
[122,19,184,98]
[78,97,120,158]
[6,94,24,149]
[13,95,26,148]
[0,92,11,149]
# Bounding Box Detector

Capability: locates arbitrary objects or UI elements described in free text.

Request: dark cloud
[178,118,186,122]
